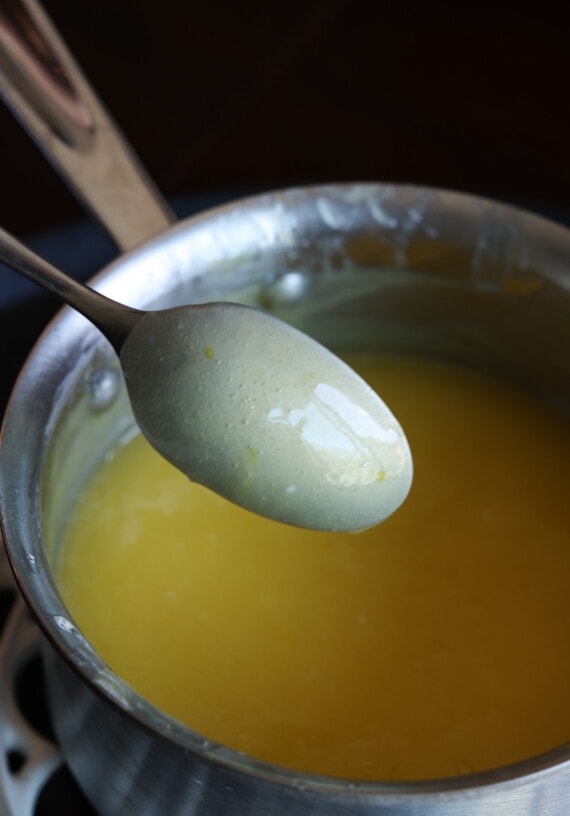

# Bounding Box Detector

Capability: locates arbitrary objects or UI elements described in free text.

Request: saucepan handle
[0,0,176,251]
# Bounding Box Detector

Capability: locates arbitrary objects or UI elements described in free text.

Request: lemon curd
[56,354,570,781]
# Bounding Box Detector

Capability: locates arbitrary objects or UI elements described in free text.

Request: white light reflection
[267,383,400,487]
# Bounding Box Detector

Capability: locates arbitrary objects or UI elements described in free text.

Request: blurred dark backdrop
[1,1,569,408]
[1,1,569,234]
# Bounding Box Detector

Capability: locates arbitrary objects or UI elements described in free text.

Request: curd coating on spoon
[120,303,412,531]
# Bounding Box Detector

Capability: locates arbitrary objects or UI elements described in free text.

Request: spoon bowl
[0,225,412,531]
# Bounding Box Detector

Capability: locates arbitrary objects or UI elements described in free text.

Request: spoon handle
[0,0,176,251]
[0,225,141,351]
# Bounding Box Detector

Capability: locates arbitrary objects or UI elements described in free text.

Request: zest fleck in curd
[56,354,570,781]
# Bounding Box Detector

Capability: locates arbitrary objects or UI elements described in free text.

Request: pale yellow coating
[120,304,413,531]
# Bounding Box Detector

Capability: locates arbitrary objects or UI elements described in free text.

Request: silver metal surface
[2,183,570,814]
[0,223,143,351]
[0,0,175,250]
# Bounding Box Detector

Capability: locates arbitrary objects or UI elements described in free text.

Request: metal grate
[0,548,96,814]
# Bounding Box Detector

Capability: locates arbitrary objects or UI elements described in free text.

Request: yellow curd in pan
[56,354,570,781]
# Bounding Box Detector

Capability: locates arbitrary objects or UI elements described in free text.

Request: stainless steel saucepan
[2,2,570,814]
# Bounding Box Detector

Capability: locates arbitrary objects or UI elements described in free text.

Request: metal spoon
[0,226,413,531]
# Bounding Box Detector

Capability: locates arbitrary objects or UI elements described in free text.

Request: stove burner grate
[0,550,97,815]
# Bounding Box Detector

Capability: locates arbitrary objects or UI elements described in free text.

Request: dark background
[2,2,569,234]
[1,1,569,408]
